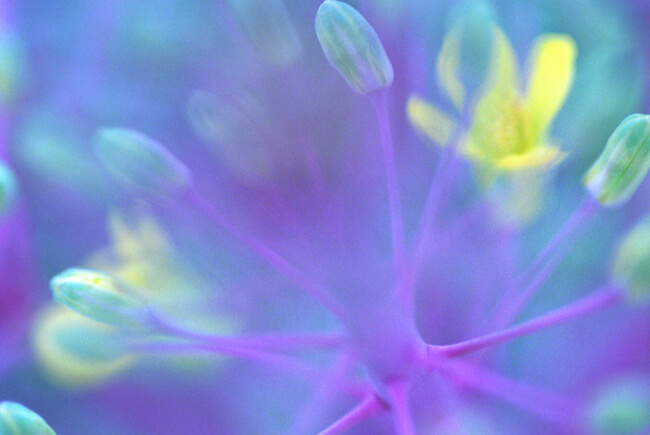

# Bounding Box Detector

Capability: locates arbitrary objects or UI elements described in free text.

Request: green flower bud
[50,268,155,330]
[584,114,650,207]
[446,0,496,93]
[0,32,28,104]
[315,0,393,94]
[0,402,56,435]
[229,0,302,68]
[587,375,650,435]
[0,161,18,216]
[611,214,650,304]
[94,128,192,201]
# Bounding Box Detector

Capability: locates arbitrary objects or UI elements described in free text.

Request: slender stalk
[490,245,568,330]
[318,394,386,435]
[185,190,345,319]
[152,315,345,351]
[288,353,355,435]
[397,102,471,307]
[132,340,368,399]
[385,381,415,435]
[439,360,577,427]
[369,90,406,271]
[434,287,623,358]
[520,196,600,287]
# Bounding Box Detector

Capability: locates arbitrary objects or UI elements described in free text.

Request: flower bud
[584,114,650,207]
[0,31,27,104]
[32,305,135,388]
[315,0,393,94]
[50,268,155,330]
[94,128,193,201]
[611,214,650,304]
[0,402,56,435]
[229,0,302,68]
[0,161,18,216]
[586,375,650,435]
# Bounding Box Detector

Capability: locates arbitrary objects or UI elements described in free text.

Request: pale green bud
[611,214,650,304]
[584,114,650,206]
[587,375,650,434]
[50,268,155,330]
[0,161,18,216]
[0,402,56,435]
[0,32,27,104]
[315,0,393,94]
[229,0,302,68]
[447,0,496,93]
[94,128,192,201]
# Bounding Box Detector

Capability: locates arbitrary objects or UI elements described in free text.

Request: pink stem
[434,287,623,358]
[133,340,368,399]
[369,90,406,272]
[185,190,345,319]
[287,353,355,435]
[397,103,471,308]
[385,381,416,435]
[439,360,577,426]
[156,319,345,352]
[521,196,599,287]
[318,394,386,435]
[490,245,568,332]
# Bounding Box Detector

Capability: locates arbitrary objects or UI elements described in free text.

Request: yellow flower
[408,25,576,173]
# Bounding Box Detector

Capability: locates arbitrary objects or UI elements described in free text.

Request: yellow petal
[524,35,577,142]
[436,26,465,110]
[406,95,457,147]
[493,146,566,171]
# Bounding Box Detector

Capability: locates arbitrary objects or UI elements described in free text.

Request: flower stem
[439,360,577,427]
[185,189,345,319]
[369,90,406,272]
[287,353,355,435]
[397,102,471,308]
[434,286,623,357]
[318,394,386,435]
[521,196,600,288]
[385,381,416,435]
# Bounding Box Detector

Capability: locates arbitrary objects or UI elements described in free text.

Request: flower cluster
[2,0,650,434]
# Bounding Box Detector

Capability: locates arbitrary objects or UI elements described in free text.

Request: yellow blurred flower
[408,26,576,173]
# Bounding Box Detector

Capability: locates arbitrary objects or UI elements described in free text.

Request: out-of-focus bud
[32,305,135,388]
[0,31,27,104]
[441,0,496,102]
[584,114,650,207]
[94,128,193,201]
[0,401,56,435]
[0,161,18,216]
[586,374,650,435]
[611,214,650,304]
[50,268,155,330]
[229,0,302,68]
[315,0,393,94]
[186,90,274,183]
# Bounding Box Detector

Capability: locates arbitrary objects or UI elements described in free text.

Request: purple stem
[439,360,577,427]
[369,90,406,272]
[397,103,471,307]
[434,287,623,358]
[287,353,355,435]
[489,244,568,331]
[318,394,387,435]
[133,340,368,399]
[520,196,600,287]
[158,320,345,352]
[385,381,415,435]
[185,190,345,319]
